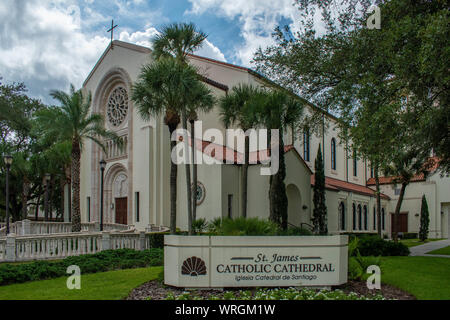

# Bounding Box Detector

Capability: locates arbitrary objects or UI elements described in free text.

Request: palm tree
[36,85,117,232]
[186,85,215,223]
[132,58,210,234]
[219,84,262,218]
[257,90,304,229]
[152,22,212,234]
[152,22,207,64]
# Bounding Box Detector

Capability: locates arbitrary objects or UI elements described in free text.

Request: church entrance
[391,212,408,237]
[115,197,128,225]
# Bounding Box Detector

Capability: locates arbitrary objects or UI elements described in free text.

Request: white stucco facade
[78,40,450,239]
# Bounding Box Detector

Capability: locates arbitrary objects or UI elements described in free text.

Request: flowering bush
[165,287,386,300]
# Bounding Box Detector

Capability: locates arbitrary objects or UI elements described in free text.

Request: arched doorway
[113,172,128,225]
[286,184,303,227]
[104,163,129,225]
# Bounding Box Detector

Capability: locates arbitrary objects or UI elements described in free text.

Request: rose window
[107,87,128,127]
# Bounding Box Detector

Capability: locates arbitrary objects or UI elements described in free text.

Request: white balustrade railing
[0,220,132,237]
[0,226,169,262]
[0,239,5,261]
[14,232,102,261]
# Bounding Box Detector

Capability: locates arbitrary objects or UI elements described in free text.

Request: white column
[101,231,111,250]
[6,234,16,262]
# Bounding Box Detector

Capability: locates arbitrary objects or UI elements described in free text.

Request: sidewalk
[409,239,450,258]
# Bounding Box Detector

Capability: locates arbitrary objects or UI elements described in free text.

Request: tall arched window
[373,206,377,230]
[303,128,310,162]
[353,150,358,176]
[382,208,385,230]
[331,138,336,170]
[370,166,374,178]
[363,205,368,230]
[339,202,345,231]
[352,203,356,230]
[358,204,362,230]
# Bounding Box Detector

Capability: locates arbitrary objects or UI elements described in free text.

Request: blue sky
[0,0,304,103]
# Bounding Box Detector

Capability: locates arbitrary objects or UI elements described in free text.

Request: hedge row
[0,248,163,286]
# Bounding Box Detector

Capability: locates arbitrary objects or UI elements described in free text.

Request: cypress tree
[419,195,429,242]
[313,145,327,234]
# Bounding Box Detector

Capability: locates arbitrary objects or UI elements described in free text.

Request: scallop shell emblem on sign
[181,256,207,276]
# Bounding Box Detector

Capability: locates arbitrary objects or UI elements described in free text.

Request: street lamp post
[4,155,13,235]
[44,173,51,221]
[99,159,106,232]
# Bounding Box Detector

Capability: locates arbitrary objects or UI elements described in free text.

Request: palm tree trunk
[190,119,197,222]
[60,175,66,222]
[269,132,287,230]
[278,137,288,231]
[49,177,54,220]
[241,134,249,218]
[71,139,81,232]
[168,123,179,234]
[182,114,193,235]
[35,185,41,221]
[393,181,408,243]
[22,179,29,220]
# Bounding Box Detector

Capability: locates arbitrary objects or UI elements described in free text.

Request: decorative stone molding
[113,173,128,198]
[106,86,129,127]
[90,67,134,226]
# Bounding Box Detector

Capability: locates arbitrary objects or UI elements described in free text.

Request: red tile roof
[312,175,390,200]
[366,157,440,186]
[177,135,305,166]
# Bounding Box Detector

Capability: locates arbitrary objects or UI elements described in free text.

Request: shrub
[207,217,223,234]
[278,226,313,236]
[419,195,430,241]
[355,235,409,256]
[166,287,385,300]
[207,217,280,236]
[148,232,168,248]
[192,218,208,234]
[0,248,163,286]
[348,257,364,280]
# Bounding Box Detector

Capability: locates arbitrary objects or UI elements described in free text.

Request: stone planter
[164,235,348,288]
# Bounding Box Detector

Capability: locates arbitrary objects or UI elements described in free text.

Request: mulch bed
[338,280,416,300]
[126,280,416,300]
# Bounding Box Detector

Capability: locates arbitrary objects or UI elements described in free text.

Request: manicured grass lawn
[381,256,450,300]
[426,245,450,256]
[399,238,443,248]
[0,266,162,300]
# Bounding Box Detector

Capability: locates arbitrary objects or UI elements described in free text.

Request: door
[115,197,128,225]
[391,212,408,237]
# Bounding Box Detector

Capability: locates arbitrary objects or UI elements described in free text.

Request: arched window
[353,150,358,176]
[352,203,356,230]
[331,138,336,170]
[363,205,368,230]
[373,206,377,230]
[370,166,374,178]
[358,204,362,230]
[382,208,385,230]
[339,202,345,231]
[303,128,310,162]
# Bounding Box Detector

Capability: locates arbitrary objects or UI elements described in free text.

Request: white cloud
[186,0,304,66]
[119,27,160,48]
[0,0,109,102]
[193,39,227,62]
[119,27,226,62]
[0,0,227,102]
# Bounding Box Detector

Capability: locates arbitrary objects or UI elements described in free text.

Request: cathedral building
[78,40,450,239]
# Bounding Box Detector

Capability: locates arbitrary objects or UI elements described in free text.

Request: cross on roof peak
[107,19,118,49]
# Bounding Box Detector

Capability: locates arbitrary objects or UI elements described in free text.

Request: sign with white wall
[164,235,348,288]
